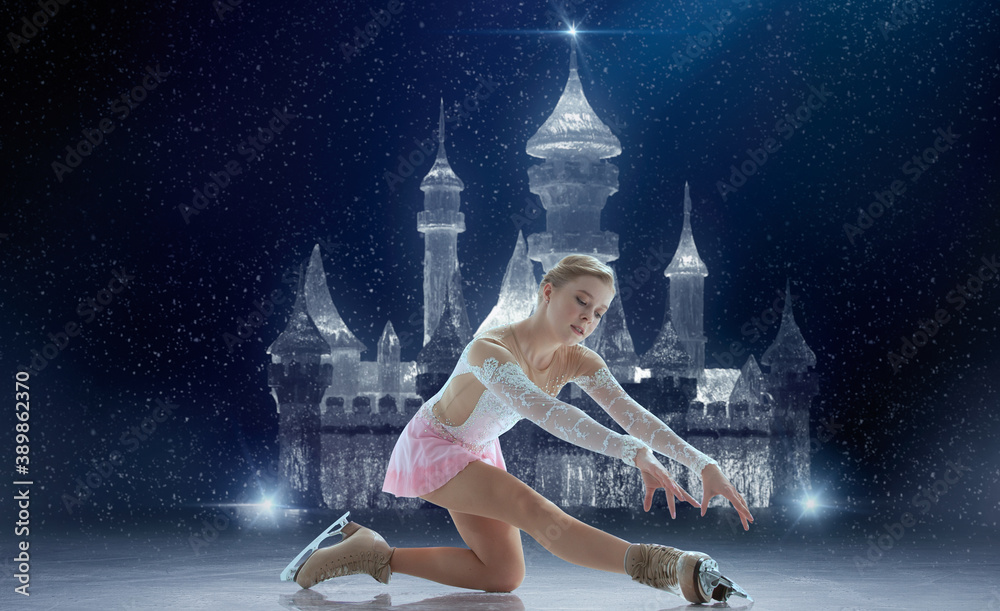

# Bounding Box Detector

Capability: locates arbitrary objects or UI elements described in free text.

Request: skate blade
[279,511,351,582]
[704,567,753,602]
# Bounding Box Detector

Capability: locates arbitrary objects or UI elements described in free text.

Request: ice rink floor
[4,509,997,610]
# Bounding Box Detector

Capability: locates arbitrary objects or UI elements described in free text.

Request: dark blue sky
[1,0,997,527]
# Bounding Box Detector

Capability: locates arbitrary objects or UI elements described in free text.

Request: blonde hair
[537,254,615,308]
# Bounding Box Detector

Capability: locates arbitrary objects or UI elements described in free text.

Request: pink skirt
[382,409,507,498]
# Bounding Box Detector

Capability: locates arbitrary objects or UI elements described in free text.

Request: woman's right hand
[634,447,701,517]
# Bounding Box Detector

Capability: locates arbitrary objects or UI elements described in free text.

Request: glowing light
[260,497,273,511]
[569,25,577,36]
[805,497,817,510]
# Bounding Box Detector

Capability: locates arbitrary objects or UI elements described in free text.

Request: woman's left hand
[634,447,701,518]
[700,464,755,530]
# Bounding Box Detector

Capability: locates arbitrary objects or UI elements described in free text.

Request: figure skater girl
[281,254,754,603]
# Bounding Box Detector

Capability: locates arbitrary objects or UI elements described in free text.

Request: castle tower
[303,245,367,399]
[761,279,817,375]
[640,305,692,380]
[417,99,467,346]
[415,268,469,402]
[525,45,622,272]
[266,262,332,508]
[665,182,709,379]
[761,280,818,504]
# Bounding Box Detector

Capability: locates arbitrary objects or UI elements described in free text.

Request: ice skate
[281,511,396,589]
[280,511,352,583]
[625,543,752,603]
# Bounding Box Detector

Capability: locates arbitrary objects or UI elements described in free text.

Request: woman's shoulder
[471,323,511,346]
[567,343,605,377]
[464,325,514,360]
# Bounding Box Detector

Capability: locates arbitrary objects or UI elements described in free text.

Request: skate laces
[628,544,683,590]
[314,531,392,584]
[317,549,388,582]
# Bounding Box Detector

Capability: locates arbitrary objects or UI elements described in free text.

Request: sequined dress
[381,323,717,498]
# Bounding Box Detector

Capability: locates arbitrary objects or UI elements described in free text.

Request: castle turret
[665,183,709,379]
[303,244,367,399]
[589,267,639,384]
[761,279,817,375]
[415,268,469,401]
[761,280,818,507]
[525,46,621,272]
[418,99,467,346]
[267,262,332,508]
[476,231,539,335]
[640,298,692,380]
[377,321,402,403]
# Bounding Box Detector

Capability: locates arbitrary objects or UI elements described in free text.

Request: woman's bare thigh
[420,460,560,532]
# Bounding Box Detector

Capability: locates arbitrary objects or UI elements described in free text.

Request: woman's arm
[465,338,648,467]
[571,348,719,476]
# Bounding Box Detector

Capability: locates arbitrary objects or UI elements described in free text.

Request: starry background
[0,0,997,538]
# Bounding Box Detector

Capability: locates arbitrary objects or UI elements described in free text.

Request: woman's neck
[512,315,562,371]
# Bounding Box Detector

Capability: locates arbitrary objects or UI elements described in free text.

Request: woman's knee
[484,564,525,592]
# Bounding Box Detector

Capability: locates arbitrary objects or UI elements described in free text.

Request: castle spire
[438,97,446,145]
[267,261,330,358]
[761,279,816,374]
[666,182,709,277]
[420,98,464,191]
[525,45,621,159]
[664,183,708,378]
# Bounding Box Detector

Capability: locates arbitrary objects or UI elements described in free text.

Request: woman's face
[546,275,614,343]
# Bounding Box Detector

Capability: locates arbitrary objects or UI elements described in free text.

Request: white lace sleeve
[572,351,719,476]
[466,339,650,468]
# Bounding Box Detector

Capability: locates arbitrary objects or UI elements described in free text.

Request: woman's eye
[577,297,586,306]
[596,312,603,319]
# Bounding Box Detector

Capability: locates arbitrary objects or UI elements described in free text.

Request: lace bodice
[419,324,718,474]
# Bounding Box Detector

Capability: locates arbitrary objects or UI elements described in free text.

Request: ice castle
[265,48,818,513]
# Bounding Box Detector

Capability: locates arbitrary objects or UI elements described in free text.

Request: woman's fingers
[729,490,754,522]
[678,484,701,508]
[721,490,754,529]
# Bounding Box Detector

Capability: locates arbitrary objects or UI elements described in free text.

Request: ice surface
[9,517,995,611]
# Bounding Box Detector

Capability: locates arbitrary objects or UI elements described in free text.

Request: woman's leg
[392,460,631,585]
[389,510,524,592]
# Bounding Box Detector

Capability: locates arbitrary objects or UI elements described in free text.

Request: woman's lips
[571,324,583,336]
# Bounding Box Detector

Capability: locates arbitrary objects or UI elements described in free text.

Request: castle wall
[304,367,814,513]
